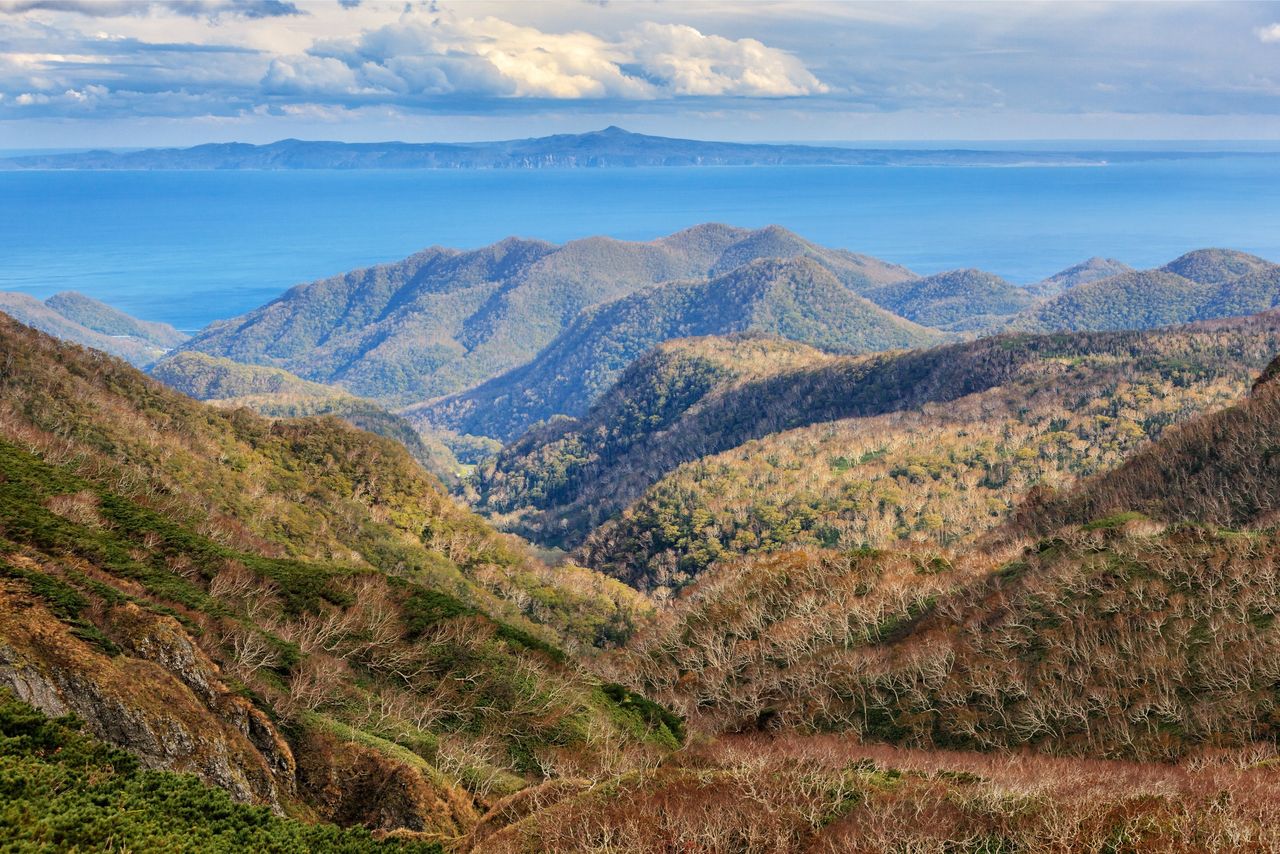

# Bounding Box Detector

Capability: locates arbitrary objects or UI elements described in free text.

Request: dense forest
[476,320,1280,557]
[577,321,1280,589]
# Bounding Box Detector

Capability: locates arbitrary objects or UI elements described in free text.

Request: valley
[5,228,1280,851]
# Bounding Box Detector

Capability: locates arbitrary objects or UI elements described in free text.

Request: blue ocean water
[3,156,1280,332]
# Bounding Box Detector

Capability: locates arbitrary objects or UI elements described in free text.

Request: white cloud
[1258,23,1280,43]
[625,23,828,97]
[298,14,828,101]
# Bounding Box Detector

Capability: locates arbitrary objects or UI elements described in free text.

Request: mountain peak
[1161,248,1275,285]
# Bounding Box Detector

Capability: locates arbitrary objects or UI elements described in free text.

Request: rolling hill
[0,290,187,367]
[475,319,1280,556]
[150,351,466,484]
[413,257,942,441]
[861,268,1036,330]
[1027,256,1134,297]
[9,274,1280,850]
[607,354,1280,764]
[1015,249,1280,331]
[579,318,1280,589]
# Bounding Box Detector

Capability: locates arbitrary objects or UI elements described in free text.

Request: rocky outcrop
[0,579,294,809]
[293,722,480,837]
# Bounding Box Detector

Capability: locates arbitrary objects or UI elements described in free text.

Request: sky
[2,0,1280,147]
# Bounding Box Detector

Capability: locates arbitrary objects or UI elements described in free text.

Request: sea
[3,150,1280,333]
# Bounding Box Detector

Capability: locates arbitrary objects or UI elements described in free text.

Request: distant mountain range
[0,126,1222,170]
[176,224,920,411]
[8,228,1278,451]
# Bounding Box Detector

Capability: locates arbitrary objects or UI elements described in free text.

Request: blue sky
[3,0,1280,146]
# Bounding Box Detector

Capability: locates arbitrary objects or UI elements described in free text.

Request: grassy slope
[0,295,180,368]
[151,350,464,484]
[0,314,667,843]
[45,290,189,348]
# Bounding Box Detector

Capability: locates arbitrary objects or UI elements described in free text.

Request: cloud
[625,22,828,97]
[293,14,828,102]
[0,0,301,18]
[3,0,1280,137]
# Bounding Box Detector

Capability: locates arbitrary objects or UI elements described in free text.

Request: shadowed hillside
[605,357,1280,768]
[579,319,1280,590]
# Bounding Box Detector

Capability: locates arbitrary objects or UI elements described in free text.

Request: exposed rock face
[294,724,480,837]
[0,579,294,809]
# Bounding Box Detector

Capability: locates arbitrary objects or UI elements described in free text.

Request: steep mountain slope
[473,333,1108,548]
[1027,257,1134,297]
[0,292,187,367]
[1016,249,1280,332]
[414,258,943,441]
[580,319,1280,589]
[181,225,915,406]
[476,320,1280,555]
[0,689,441,852]
[861,268,1036,330]
[0,314,666,843]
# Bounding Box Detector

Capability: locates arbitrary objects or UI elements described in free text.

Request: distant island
[0,126,1205,170]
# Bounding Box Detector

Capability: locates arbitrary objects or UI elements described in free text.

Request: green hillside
[414,257,942,441]
[0,291,187,368]
[1027,256,1133,297]
[475,332,1130,549]
[45,290,189,348]
[151,351,465,484]
[612,362,1280,760]
[580,320,1279,589]
[862,268,1036,329]
[1016,250,1280,332]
